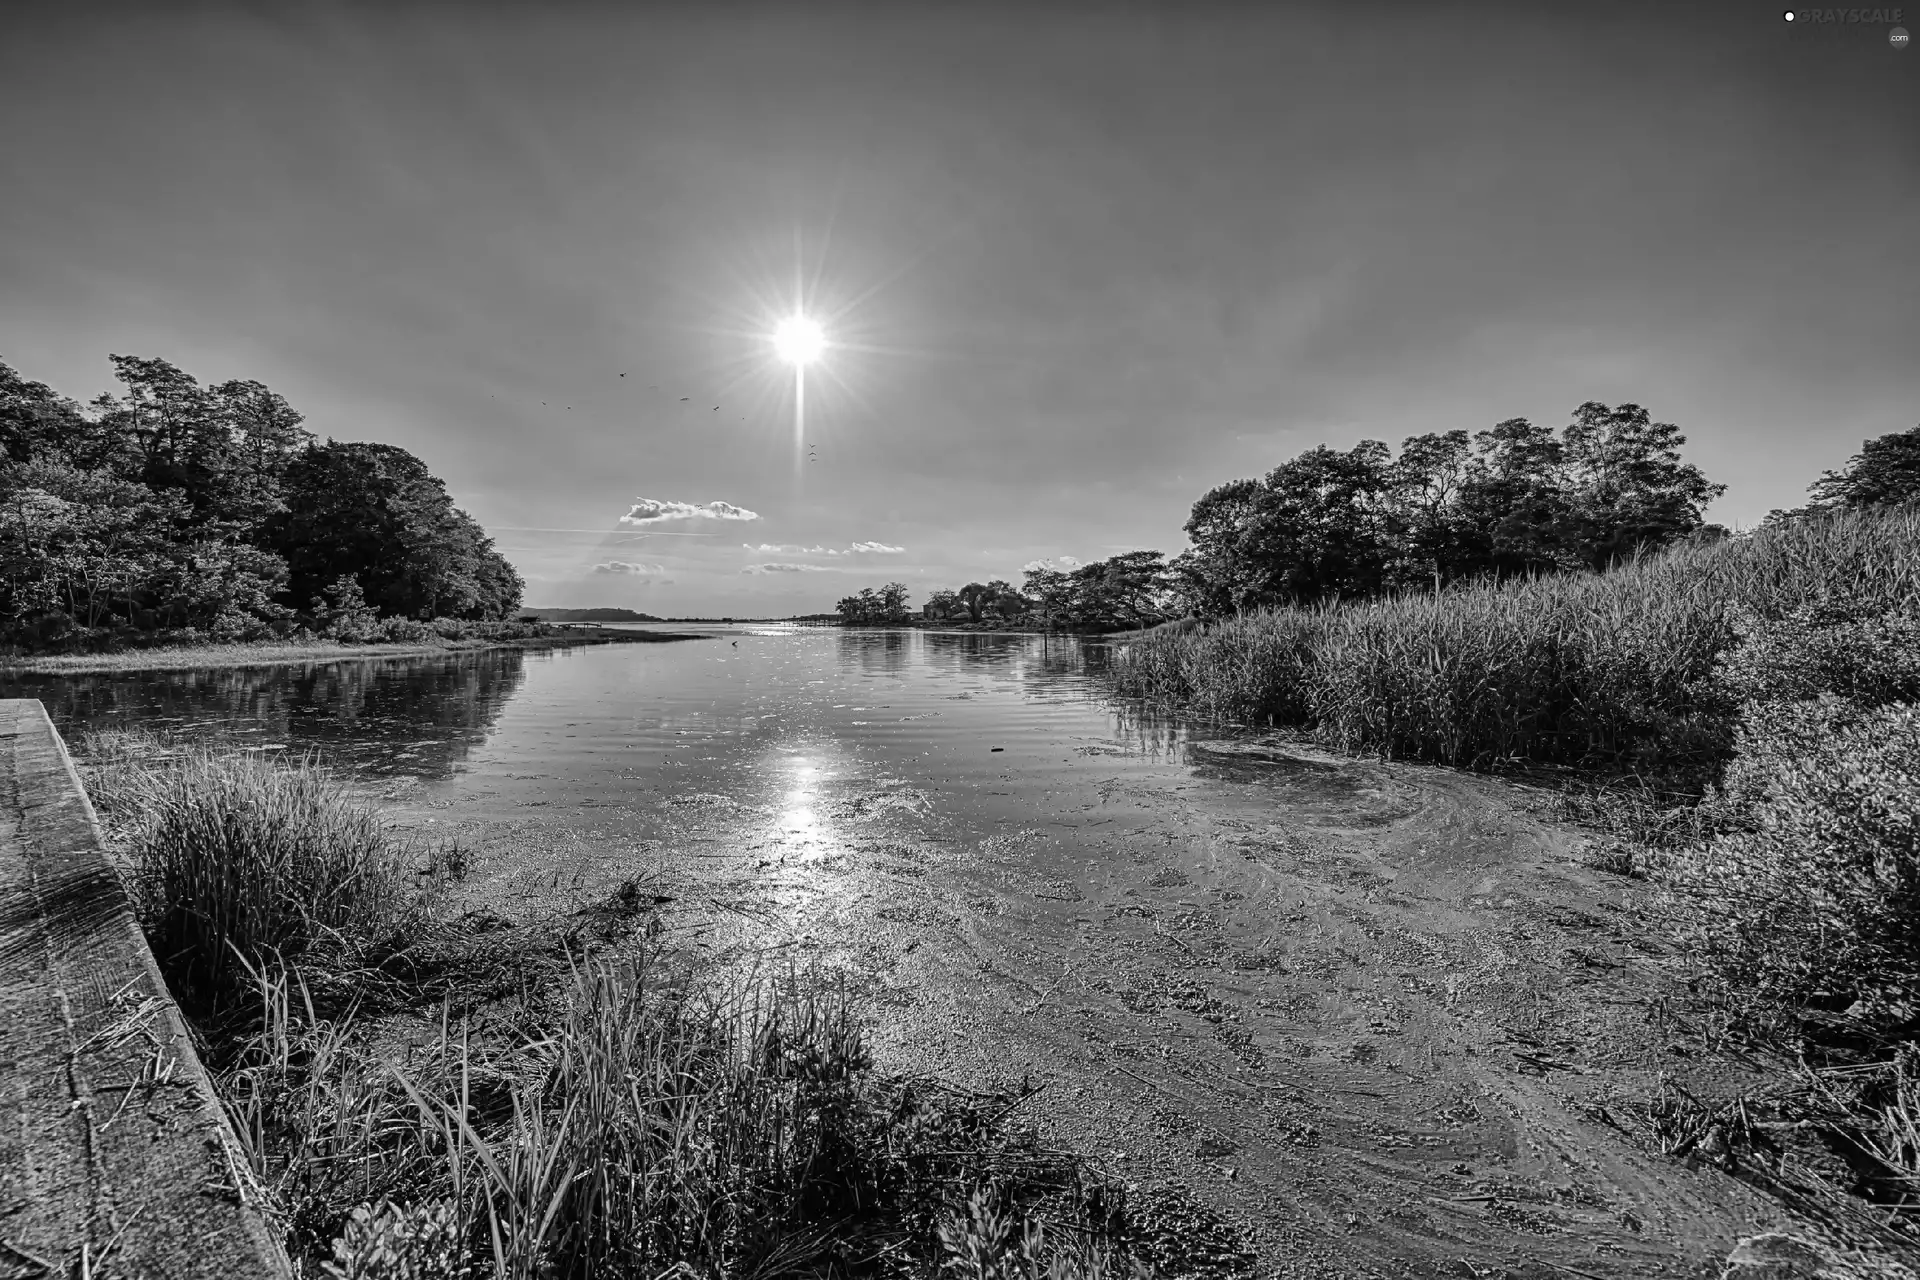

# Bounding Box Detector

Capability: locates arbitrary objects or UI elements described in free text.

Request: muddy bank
[390,735,1803,1279]
[1,628,715,675]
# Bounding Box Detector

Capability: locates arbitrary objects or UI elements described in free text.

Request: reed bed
[1110,503,1920,769]
[224,954,1148,1278]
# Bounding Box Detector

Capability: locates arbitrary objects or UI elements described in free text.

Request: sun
[771,314,826,366]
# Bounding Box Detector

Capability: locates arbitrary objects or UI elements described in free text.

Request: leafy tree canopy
[0,355,522,651]
[1807,424,1920,512]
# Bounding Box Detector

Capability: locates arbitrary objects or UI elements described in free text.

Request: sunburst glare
[772,314,826,366]
[660,220,955,486]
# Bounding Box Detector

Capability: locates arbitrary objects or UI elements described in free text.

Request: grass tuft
[225,954,1151,1277]
[85,732,426,1012]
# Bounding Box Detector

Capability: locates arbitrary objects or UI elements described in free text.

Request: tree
[1452,417,1575,577]
[1555,402,1726,570]
[984,580,1030,619]
[0,361,91,466]
[956,581,993,623]
[834,584,909,625]
[0,458,289,645]
[1173,403,1723,611]
[311,574,380,641]
[923,588,960,620]
[1165,548,1233,619]
[0,354,526,650]
[1021,567,1074,629]
[1078,551,1171,629]
[1180,442,1396,611]
[1179,478,1279,615]
[270,441,521,621]
[1382,430,1475,592]
[1807,424,1920,511]
[835,591,872,624]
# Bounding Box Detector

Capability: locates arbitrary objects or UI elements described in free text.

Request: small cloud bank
[1022,556,1082,573]
[621,498,761,525]
[743,562,829,574]
[592,560,668,576]
[743,541,905,556]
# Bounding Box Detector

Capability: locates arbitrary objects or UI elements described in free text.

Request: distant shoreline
[0,628,715,676]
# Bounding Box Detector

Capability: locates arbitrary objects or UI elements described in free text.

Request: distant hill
[521,608,662,623]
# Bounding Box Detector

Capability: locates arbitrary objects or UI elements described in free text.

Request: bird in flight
[680,397,689,402]
[619,372,627,378]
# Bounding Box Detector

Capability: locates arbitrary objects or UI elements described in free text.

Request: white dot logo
[1893,26,1911,48]
[1783,8,1795,19]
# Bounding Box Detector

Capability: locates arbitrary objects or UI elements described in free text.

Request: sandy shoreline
[0,628,716,676]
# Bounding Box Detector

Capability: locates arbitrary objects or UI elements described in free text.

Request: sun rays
[649,215,957,485]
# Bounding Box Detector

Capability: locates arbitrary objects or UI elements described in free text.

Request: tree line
[1,355,524,650]
[837,404,1920,631]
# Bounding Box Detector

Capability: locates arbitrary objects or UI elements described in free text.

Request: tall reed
[1110,503,1920,769]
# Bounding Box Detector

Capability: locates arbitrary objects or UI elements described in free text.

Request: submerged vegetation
[84,736,1182,1277]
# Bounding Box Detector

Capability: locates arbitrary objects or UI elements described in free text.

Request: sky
[2,2,1915,616]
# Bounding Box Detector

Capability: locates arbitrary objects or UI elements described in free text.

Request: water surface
[3,626,1756,1273]
[8,625,1237,811]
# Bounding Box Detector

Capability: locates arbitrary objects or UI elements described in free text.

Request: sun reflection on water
[779,758,826,853]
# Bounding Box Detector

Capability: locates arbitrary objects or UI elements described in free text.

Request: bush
[1714,599,1920,713]
[1664,697,1920,1029]
[314,575,381,643]
[96,741,421,1008]
[368,615,435,644]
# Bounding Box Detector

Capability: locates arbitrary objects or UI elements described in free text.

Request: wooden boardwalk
[0,700,287,1278]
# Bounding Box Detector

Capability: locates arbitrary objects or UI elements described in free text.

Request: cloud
[591,560,667,575]
[1022,556,1082,573]
[621,498,761,525]
[742,562,829,574]
[744,541,905,556]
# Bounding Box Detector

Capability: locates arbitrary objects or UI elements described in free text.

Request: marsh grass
[80,731,598,1026]
[225,954,1151,1278]
[1110,503,1920,770]
[82,731,429,1011]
